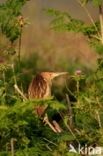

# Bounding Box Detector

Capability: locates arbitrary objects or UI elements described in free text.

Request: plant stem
[14,84,27,101]
[66,94,74,129]
[76,80,79,95]
[43,138,57,146]
[76,0,101,38]
[95,110,102,128]
[2,71,6,104]
[99,5,103,44]
[11,64,17,85]
[10,138,15,156]
[18,27,22,66]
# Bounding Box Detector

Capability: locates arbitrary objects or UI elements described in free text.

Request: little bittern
[28,72,67,98]
[28,72,68,132]
[28,72,67,116]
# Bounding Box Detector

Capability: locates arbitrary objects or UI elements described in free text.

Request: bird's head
[40,72,68,82]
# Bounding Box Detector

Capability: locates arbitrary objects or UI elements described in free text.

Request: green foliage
[80,0,102,6]
[92,42,103,54]
[1,0,103,155]
[70,61,103,145]
[45,8,100,38]
[45,9,84,32]
[1,58,103,155]
[0,85,73,155]
[45,5,103,54]
[0,0,28,43]
[93,0,103,6]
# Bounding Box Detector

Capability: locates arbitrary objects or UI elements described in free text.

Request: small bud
[18,15,24,27]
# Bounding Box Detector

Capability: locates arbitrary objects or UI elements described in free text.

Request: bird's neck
[43,78,52,98]
[43,77,52,86]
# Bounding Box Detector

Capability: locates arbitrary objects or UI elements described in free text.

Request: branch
[90,34,101,41]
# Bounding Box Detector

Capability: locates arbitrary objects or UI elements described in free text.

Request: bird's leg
[52,120,63,133]
[43,114,58,133]
[36,105,48,117]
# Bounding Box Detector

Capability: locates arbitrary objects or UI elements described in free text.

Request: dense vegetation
[0,0,103,156]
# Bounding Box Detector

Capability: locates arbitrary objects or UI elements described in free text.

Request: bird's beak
[52,72,68,79]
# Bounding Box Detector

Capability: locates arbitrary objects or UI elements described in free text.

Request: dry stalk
[10,138,17,156]
[14,84,27,101]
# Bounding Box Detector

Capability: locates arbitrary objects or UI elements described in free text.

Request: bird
[28,72,68,116]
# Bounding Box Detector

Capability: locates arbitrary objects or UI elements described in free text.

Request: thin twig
[18,27,22,65]
[95,110,102,128]
[2,71,6,102]
[64,121,80,144]
[65,80,77,99]
[45,145,52,151]
[66,94,74,129]
[43,138,57,146]
[76,0,101,38]
[11,64,17,85]
[59,109,80,144]
[99,5,103,44]
[90,35,101,41]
